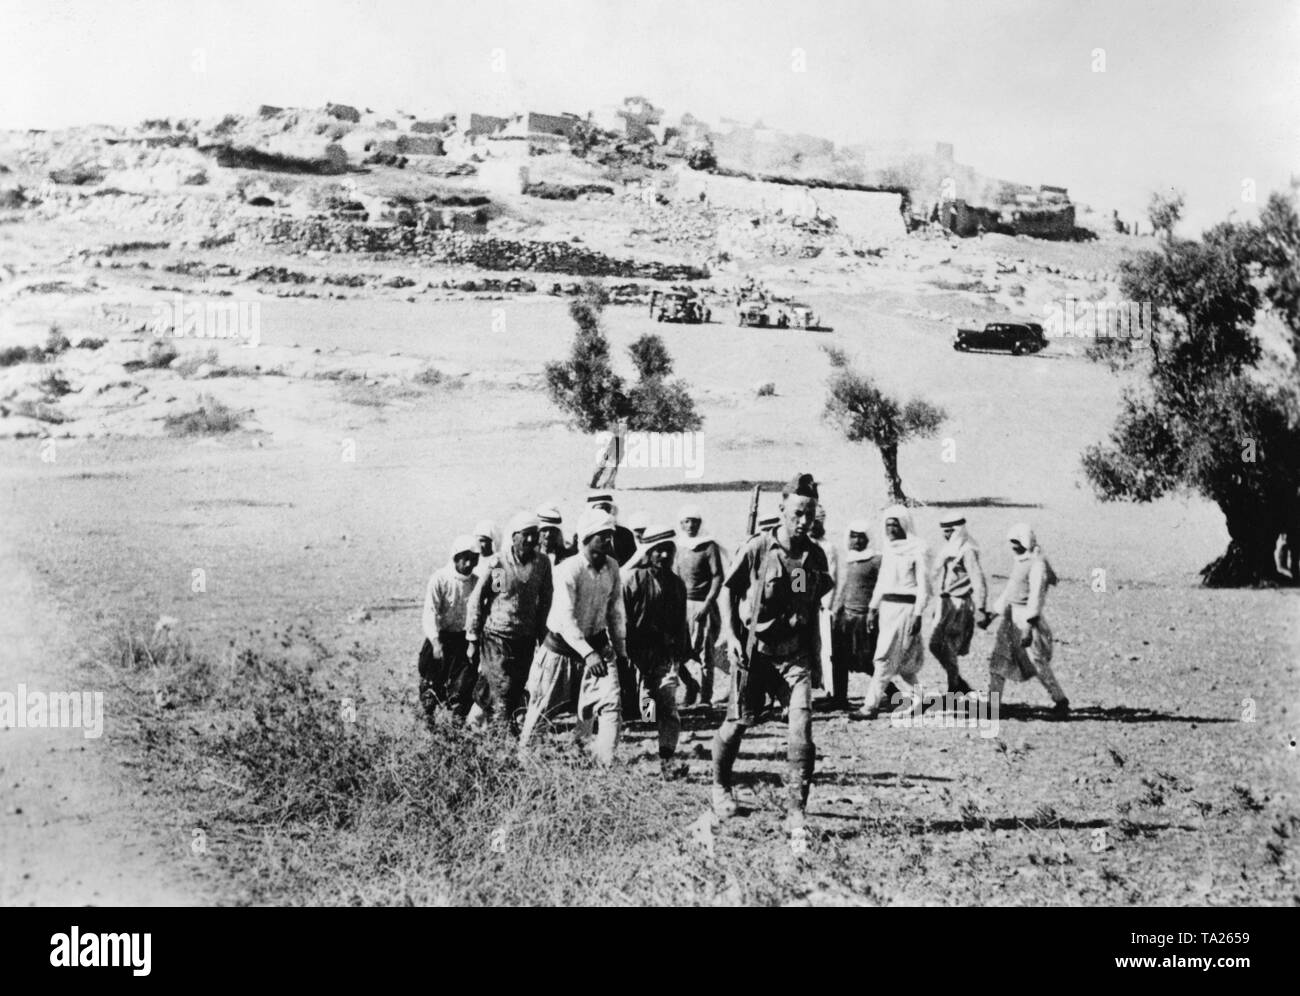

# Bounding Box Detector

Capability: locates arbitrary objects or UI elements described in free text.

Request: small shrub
[38,369,72,398]
[45,325,72,356]
[144,340,179,368]
[163,394,243,435]
[0,345,43,367]
[820,343,849,368]
[173,348,220,378]
[414,367,444,387]
[755,381,776,397]
[76,337,106,350]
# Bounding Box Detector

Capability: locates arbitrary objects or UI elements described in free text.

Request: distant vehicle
[650,290,711,324]
[784,302,820,329]
[737,300,784,327]
[953,322,1047,355]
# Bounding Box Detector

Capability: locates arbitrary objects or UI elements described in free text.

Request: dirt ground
[1,211,1297,905]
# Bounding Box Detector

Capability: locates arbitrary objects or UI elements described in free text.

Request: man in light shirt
[518,509,629,765]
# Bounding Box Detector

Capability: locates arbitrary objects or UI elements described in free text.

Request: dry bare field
[2,206,1297,905]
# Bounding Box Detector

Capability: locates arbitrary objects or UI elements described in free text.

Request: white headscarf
[1007,522,1057,586]
[880,504,923,554]
[939,515,978,562]
[447,534,479,571]
[845,517,873,563]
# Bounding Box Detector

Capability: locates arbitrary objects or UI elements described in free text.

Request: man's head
[636,525,677,572]
[586,491,616,518]
[577,509,617,563]
[678,504,702,538]
[507,511,540,563]
[941,514,966,542]
[449,534,480,577]
[1007,522,1036,557]
[882,504,912,544]
[536,504,563,552]
[473,520,496,557]
[811,505,827,540]
[780,472,819,542]
[847,518,869,552]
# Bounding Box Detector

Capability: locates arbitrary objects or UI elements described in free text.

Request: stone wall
[239,217,709,280]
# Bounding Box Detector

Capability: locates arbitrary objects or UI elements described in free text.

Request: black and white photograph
[0,0,1296,927]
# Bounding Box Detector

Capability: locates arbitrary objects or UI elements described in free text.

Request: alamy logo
[1042,299,1153,343]
[151,295,261,346]
[0,685,103,739]
[49,927,151,976]
[592,429,705,479]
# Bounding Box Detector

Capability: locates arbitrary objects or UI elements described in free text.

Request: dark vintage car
[651,290,711,324]
[953,322,1048,355]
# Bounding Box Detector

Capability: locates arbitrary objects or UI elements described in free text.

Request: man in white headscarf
[622,524,690,779]
[536,503,575,566]
[583,491,638,566]
[828,518,881,709]
[855,504,930,719]
[928,513,989,695]
[465,511,553,735]
[418,534,481,724]
[472,520,497,580]
[675,503,725,705]
[982,523,1069,714]
[518,508,629,765]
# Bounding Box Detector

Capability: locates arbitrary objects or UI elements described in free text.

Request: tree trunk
[1200,500,1289,587]
[879,443,907,504]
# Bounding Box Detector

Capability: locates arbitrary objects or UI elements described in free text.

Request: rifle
[746,483,761,536]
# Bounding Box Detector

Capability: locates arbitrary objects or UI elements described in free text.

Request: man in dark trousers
[465,511,553,735]
[711,473,833,840]
[621,524,690,780]
[828,518,881,709]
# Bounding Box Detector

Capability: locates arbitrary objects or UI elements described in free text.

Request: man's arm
[422,574,443,649]
[671,577,691,660]
[703,542,723,607]
[465,560,495,641]
[719,542,753,665]
[535,558,554,642]
[606,560,628,659]
[966,548,988,613]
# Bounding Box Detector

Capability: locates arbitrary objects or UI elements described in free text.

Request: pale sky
[1,0,1296,231]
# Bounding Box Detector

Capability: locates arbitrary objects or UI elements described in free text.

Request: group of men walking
[418,474,1069,834]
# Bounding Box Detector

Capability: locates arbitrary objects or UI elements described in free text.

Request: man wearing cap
[712,473,834,835]
[582,491,638,567]
[465,512,553,735]
[675,505,725,706]
[622,524,690,779]
[418,534,481,724]
[518,508,629,766]
[537,503,575,566]
[828,519,882,709]
[929,514,989,695]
